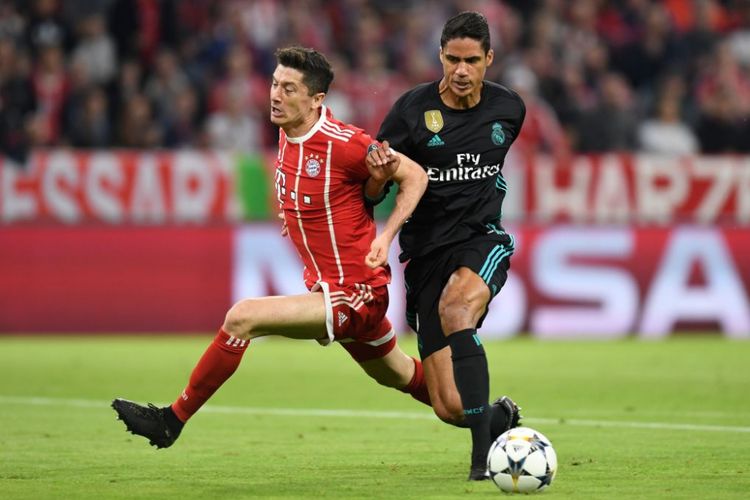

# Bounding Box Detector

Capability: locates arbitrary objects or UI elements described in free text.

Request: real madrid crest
[304,153,322,177]
[491,122,506,146]
[424,110,444,133]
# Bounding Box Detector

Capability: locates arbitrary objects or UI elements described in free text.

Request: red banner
[504,154,750,224]
[0,226,232,332]
[4,152,750,225]
[2,225,748,337]
[0,151,237,225]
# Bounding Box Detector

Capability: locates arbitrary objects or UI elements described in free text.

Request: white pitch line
[1,395,749,434]
[518,417,750,434]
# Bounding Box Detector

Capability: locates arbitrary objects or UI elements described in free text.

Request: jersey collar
[285,105,327,144]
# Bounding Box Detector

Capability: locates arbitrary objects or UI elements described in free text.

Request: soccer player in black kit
[366,11,526,481]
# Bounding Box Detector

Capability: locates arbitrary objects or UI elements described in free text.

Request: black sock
[448,328,490,469]
[454,403,511,434]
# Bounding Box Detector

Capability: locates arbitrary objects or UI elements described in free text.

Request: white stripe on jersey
[322,121,355,137]
[323,140,345,284]
[323,120,355,135]
[320,122,352,142]
[325,121,355,136]
[294,142,321,281]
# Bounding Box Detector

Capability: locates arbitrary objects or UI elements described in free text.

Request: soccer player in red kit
[111,46,429,448]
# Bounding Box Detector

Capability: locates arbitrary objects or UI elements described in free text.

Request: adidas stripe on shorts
[313,281,396,362]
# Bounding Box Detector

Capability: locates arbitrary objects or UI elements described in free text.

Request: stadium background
[1,0,749,339]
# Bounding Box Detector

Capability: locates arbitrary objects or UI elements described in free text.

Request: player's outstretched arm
[365,153,427,268]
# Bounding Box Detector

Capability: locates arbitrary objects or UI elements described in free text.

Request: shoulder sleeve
[336,128,394,207]
[377,93,414,155]
[510,90,527,139]
[341,130,376,182]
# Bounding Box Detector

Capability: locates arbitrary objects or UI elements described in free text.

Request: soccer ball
[487,426,557,493]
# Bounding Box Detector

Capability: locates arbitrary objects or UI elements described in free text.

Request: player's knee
[438,293,474,333]
[223,300,257,340]
[439,286,488,334]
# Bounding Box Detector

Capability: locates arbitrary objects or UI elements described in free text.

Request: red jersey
[275,106,391,290]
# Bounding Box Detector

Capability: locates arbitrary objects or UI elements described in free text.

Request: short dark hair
[440,11,491,54]
[275,46,334,95]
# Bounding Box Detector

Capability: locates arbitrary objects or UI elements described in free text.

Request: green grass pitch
[1,335,749,499]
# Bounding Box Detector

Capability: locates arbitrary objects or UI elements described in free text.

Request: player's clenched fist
[365,234,390,269]
[366,140,400,182]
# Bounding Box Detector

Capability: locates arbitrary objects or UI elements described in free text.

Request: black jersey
[378,80,526,261]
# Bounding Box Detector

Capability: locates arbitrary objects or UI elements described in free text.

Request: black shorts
[404,231,515,360]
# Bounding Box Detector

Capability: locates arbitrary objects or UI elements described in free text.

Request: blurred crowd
[2,0,750,164]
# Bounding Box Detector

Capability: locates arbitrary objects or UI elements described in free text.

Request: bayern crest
[305,154,322,177]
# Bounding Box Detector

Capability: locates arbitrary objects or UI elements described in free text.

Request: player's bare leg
[409,304,522,480]
[223,292,328,340]
[436,267,523,480]
[437,268,493,479]
[428,267,521,436]
[113,293,329,448]
[358,346,414,388]
[357,344,431,406]
[423,347,464,424]
[174,292,328,420]
[422,347,519,427]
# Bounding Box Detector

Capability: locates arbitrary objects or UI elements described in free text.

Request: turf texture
[0,335,748,499]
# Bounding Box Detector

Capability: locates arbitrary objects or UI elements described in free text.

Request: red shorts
[312,281,396,362]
